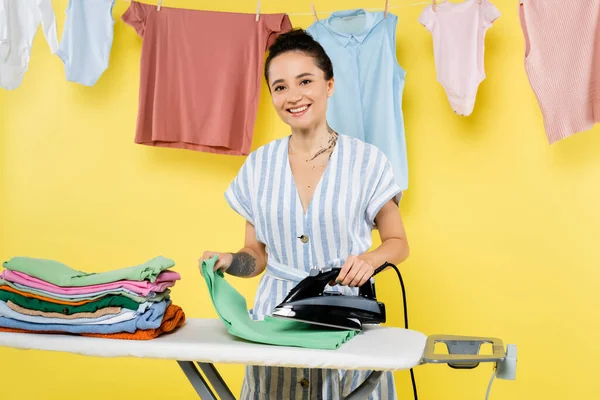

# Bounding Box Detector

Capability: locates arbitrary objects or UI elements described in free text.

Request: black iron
[271,267,386,331]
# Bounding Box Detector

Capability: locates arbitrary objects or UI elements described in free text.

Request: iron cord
[374,262,418,400]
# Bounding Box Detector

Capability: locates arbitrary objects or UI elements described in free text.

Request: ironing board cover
[200,256,357,349]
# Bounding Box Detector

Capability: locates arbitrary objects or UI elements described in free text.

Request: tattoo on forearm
[227,252,256,277]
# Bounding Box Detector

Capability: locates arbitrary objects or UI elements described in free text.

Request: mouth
[287,104,311,117]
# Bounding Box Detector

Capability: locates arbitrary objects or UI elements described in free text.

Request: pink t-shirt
[0,270,180,296]
[122,2,292,155]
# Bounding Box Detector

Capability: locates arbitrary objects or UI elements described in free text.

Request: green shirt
[2,256,174,286]
[201,256,356,350]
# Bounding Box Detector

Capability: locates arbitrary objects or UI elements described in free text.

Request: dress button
[299,378,309,389]
[298,235,309,243]
[62,307,69,314]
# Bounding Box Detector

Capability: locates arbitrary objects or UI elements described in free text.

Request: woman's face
[267,51,334,131]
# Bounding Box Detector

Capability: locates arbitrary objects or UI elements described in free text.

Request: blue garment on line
[56,0,116,86]
[307,9,409,193]
[0,300,169,334]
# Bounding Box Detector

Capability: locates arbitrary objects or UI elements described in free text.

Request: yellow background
[1,0,598,398]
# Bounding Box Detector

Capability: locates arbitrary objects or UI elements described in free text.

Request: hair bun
[264,28,334,83]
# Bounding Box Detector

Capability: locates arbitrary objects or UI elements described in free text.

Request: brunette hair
[264,28,334,84]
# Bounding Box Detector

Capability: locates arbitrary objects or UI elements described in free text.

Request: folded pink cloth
[0,270,179,297]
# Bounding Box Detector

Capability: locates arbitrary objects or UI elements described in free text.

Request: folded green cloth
[0,289,144,315]
[2,256,174,286]
[200,256,357,350]
[0,279,170,303]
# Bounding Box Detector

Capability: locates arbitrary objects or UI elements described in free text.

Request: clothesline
[286,2,432,17]
[133,1,432,18]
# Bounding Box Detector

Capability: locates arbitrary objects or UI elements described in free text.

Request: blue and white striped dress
[225,133,403,400]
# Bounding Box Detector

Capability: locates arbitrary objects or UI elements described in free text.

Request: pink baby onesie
[419,0,500,116]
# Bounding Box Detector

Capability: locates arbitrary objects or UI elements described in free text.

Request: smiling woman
[264,29,334,133]
[199,28,409,400]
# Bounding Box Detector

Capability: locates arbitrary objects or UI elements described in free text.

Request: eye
[300,79,312,85]
[273,85,285,92]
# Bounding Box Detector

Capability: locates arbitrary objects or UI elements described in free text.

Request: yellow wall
[1,0,598,398]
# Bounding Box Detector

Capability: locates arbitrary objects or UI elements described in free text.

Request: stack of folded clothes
[0,256,185,340]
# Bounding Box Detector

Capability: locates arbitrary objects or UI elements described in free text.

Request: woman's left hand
[335,255,375,287]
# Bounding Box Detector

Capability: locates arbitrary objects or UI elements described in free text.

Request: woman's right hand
[199,251,233,273]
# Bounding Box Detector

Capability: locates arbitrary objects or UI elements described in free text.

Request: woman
[200,29,409,400]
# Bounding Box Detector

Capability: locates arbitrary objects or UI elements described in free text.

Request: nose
[286,87,303,104]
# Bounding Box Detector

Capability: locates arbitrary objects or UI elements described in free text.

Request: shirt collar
[322,9,382,47]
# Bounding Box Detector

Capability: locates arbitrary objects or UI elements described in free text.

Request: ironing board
[0,318,512,400]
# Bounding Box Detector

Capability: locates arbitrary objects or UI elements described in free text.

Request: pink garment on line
[419,0,500,116]
[0,270,179,297]
[519,0,600,143]
[122,1,293,155]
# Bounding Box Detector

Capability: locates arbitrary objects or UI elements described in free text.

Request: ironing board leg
[177,361,381,400]
[177,360,218,399]
[343,371,384,400]
[196,362,236,400]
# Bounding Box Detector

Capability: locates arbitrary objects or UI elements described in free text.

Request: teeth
[290,105,308,113]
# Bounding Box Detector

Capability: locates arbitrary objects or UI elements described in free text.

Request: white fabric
[0,0,8,61]
[0,0,58,90]
[0,318,427,371]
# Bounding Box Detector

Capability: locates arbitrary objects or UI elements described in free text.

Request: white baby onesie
[0,0,58,90]
[419,0,500,116]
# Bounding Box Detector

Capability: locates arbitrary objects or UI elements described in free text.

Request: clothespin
[432,0,437,12]
[384,0,389,18]
[157,0,162,11]
[255,0,260,22]
[311,3,318,22]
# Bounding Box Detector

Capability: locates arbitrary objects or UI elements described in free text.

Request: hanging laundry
[0,0,59,90]
[518,0,600,144]
[419,0,500,117]
[56,0,116,86]
[121,1,293,155]
[306,10,408,193]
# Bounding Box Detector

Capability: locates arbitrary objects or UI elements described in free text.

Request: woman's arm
[360,199,410,267]
[200,221,267,278]
[227,221,268,278]
[337,199,409,286]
